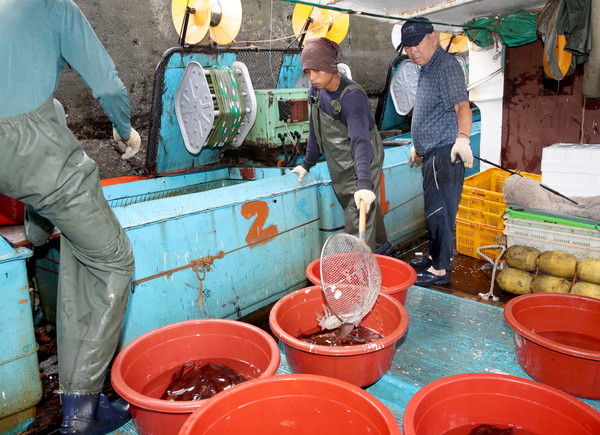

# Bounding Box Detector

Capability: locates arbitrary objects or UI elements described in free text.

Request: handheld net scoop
[319,200,382,338]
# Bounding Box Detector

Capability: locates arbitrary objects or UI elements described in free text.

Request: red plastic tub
[111,319,280,435]
[269,286,409,388]
[0,193,25,225]
[178,374,402,435]
[403,373,600,435]
[306,254,416,304]
[504,292,600,399]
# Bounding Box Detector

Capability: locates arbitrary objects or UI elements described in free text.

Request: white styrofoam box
[540,172,587,200]
[504,217,600,259]
[541,143,600,197]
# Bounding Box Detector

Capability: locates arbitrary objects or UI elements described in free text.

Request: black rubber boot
[60,393,131,435]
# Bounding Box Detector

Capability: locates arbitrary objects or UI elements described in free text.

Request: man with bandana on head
[291,37,393,256]
[401,17,473,287]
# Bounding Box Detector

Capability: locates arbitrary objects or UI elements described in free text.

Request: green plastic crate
[505,207,600,230]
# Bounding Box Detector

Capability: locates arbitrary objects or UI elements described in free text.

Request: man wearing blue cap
[291,37,393,255]
[401,18,473,286]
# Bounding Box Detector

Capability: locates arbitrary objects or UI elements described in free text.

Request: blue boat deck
[112,285,600,434]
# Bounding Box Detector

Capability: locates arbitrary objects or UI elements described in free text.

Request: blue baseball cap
[401,17,434,46]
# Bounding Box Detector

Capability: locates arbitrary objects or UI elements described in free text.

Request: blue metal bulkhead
[102,142,427,347]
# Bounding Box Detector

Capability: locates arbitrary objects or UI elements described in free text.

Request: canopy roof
[281,0,547,30]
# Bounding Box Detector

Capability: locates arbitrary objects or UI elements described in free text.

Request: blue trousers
[421,145,465,271]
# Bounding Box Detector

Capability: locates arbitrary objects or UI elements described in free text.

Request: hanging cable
[580,96,586,144]
[229,12,343,46]
[278,1,503,31]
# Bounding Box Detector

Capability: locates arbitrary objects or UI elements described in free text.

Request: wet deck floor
[21,235,522,434]
[393,235,517,307]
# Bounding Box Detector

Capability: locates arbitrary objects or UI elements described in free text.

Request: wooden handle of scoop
[359,199,366,243]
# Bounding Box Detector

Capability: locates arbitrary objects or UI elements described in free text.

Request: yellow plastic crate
[455,218,505,261]
[459,194,507,216]
[457,205,505,229]
[462,168,541,204]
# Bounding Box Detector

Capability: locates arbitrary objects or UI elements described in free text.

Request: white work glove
[354,189,376,213]
[291,165,308,182]
[450,137,474,169]
[408,146,422,167]
[113,127,141,160]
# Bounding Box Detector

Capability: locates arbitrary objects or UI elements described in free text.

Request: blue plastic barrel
[0,237,42,434]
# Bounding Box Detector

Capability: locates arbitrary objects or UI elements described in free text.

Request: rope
[207,67,245,147]
[130,219,318,287]
[476,244,507,302]
[0,344,39,367]
[190,251,225,308]
[230,12,339,45]
[269,0,275,82]
[580,95,586,144]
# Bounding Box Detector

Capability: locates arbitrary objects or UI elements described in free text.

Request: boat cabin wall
[502,40,600,174]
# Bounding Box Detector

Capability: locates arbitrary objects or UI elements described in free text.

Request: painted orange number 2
[241,201,278,246]
[379,172,390,214]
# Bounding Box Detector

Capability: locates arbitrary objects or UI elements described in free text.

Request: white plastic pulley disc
[390,59,419,116]
[175,61,215,154]
[337,63,353,80]
[294,74,310,89]
[391,22,403,51]
[294,63,352,89]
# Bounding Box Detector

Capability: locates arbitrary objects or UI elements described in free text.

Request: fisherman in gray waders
[291,37,393,255]
[0,0,141,433]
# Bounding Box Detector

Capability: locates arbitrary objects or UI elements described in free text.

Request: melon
[577,257,600,285]
[537,251,577,279]
[505,245,540,272]
[571,281,600,299]
[531,274,571,294]
[495,267,533,295]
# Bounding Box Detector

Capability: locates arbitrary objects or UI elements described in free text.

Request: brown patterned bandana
[301,37,339,74]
